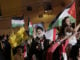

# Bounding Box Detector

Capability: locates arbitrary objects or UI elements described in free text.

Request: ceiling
[0,0,72,34]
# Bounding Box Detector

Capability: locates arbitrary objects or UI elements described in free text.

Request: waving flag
[9,27,27,48]
[24,44,27,58]
[28,17,33,36]
[45,28,58,41]
[68,2,76,19]
[11,16,24,28]
[48,2,76,29]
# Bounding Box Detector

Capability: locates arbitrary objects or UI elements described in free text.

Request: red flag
[46,42,59,60]
[24,44,27,58]
[68,2,76,19]
[60,40,69,60]
[53,28,57,41]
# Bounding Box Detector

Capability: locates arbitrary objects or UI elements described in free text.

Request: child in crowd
[14,46,24,60]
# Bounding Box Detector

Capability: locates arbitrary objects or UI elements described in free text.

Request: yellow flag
[9,27,28,48]
[9,32,18,48]
[17,27,25,34]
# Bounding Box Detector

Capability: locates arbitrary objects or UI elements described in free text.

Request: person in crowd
[46,23,80,60]
[69,29,80,60]
[1,35,11,60]
[14,46,24,60]
[52,34,64,60]
[69,42,80,60]
[0,36,5,60]
[28,26,50,60]
[59,16,77,59]
[60,16,74,35]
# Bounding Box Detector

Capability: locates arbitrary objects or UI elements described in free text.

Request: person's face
[37,29,43,38]
[65,18,71,26]
[37,29,43,35]
[76,32,80,39]
[17,48,22,55]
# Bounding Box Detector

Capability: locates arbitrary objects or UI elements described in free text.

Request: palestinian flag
[61,40,69,60]
[48,2,76,29]
[68,2,76,19]
[11,16,24,28]
[28,17,33,36]
[45,28,57,41]
[46,41,60,60]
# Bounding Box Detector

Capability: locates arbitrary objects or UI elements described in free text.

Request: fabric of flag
[61,40,69,60]
[46,42,60,60]
[53,8,76,27]
[24,44,27,58]
[48,2,76,29]
[29,22,33,36]
[68,2,76,19]
[9,32,17,48]
[45,28,57,41]
[28,17,33,36]
[9,27,27,48]
[16,27,26,45]
[11,17,24,28]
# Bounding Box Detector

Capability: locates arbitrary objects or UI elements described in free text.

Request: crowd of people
[0,16,80,60]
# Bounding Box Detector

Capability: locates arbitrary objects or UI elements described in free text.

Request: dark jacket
[28,35,50,60]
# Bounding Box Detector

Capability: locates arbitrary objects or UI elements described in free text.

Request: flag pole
[11,48,14,60]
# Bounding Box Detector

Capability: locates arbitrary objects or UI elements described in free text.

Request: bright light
[44,10,48,13]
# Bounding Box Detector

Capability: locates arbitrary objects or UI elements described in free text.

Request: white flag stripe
[29,22,32,27]
[58,8,70,20]
[62,52,67,60]
[45,29,53,41]
[24,51,27,58]
[12,19,24,25]
[45,29,57,41]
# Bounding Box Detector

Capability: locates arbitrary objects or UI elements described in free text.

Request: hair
[59,16,70,35]
[36,26,43,32]
[13,46,23,55]
[62,16,70,27]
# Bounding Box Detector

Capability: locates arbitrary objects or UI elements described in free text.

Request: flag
[48,2,76,29]
[11,16,24,28]
[9,27,27,48]
[24,44,27,58]
[46,42,60,60]
[61,40,69,60]
[28,17,33,36]
[68,2,76,19]
[45,28,57,41]
[16,27,26,45]
[9,32,17,48]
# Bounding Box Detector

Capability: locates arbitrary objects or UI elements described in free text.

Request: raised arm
[74,24,80,32]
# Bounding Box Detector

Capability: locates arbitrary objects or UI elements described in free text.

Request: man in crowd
[0,35,11,60]
[28,26,50,60]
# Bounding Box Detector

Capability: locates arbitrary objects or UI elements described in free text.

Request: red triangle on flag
[68,2,76,19]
